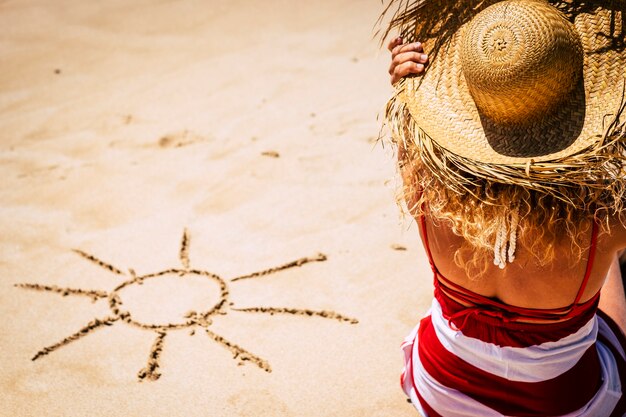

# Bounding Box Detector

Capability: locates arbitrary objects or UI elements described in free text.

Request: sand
[0,1,432,416]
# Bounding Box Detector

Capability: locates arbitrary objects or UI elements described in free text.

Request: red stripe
[405,317,444,417]
[573,220,598,305]
[418,316,603,416]
[436,288,599,347]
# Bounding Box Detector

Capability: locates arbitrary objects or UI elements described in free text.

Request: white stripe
[403,307,624,417]
[430,298,598,382]
[598,314,626,360]
[411,355,503,417]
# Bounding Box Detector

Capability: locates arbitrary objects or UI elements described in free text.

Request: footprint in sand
[158,130,207,148]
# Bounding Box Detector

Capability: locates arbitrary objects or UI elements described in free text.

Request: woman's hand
[388,37,429,85]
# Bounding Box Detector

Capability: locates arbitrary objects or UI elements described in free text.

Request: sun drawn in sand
[15,230,358,381]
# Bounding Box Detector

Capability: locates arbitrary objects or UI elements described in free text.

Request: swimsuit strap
[572,219,599,306]
[419,214,438,274]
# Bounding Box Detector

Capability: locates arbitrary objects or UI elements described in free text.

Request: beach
[0,1,432,415]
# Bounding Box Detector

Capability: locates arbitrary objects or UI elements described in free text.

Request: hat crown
[461,0,583,125]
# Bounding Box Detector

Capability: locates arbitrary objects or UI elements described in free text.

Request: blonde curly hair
[396,138,609,277]
[379,0,626,277]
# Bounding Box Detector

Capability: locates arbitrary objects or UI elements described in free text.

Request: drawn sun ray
[15,229,358,381]
[72,249,125,275]
[204,328,271,372]
[14,283,108,302]
[32,315,120,361]
[231,253,327,282]
[179,229,190,271]
[231,307,359,324]
[137,331,167,381]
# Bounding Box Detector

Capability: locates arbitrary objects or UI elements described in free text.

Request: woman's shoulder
[598,214,626,253]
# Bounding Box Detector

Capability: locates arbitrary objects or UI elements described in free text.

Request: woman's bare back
[420,214,626,323]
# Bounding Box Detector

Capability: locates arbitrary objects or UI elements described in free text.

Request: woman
[382,1,626,416]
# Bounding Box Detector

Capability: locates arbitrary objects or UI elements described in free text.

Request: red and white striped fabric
[403,216,626,416]
[401,299,626,417]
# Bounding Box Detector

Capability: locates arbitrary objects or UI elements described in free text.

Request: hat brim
[401,6,626,166]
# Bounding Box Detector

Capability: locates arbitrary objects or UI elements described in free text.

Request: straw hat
[383,0,626,205]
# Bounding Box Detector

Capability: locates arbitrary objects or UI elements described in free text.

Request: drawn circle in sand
[16,229,358,380]
[109,269,229,329]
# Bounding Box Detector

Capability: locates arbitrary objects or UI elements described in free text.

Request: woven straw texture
[382,0,626,206]
[403,0,625,164]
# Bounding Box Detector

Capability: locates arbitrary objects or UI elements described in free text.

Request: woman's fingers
[387,39,428,85]
[391,42,423,58]
[389,51,429,78]
[387,36,403,52]
[389,51,429,72]
[391,61,426,85]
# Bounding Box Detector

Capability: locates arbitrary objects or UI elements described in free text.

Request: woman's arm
[387,37,429,216]
[387,37,428,217]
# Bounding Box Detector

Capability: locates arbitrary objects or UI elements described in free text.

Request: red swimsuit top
[419,215,601,347]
